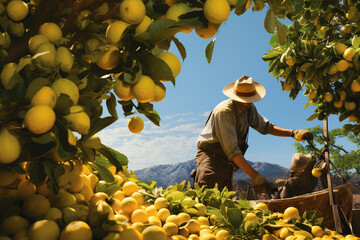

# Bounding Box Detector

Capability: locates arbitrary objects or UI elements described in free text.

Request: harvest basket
[257,183,353,229]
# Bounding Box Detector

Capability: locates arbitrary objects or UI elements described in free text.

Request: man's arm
[232,153,257,177]
[267,125,313,141]
[267,125,293,137]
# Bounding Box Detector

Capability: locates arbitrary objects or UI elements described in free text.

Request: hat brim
[222,81,266,103]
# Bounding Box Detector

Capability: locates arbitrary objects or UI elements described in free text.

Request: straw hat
[222,76,266,103]
[290,153,314,173]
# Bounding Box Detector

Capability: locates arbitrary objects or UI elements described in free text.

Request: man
[192,76,313,194]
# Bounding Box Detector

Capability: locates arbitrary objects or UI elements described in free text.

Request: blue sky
[98,9,350,171]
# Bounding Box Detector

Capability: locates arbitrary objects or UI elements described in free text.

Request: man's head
[222,76,266,103]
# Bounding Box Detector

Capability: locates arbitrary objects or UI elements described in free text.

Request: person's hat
[222,76,266,103]
[290,153,314,173]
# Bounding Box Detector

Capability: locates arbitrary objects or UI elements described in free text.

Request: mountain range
[134,159,291,189]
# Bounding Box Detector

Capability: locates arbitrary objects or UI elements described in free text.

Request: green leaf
[307,113,319,121]
[302,211,316,221]
[95,181,121,196]
[206,206,223,219]
[227,207,243,229]
[138,53,175,84]
[53,121,78,161]
[82,116,117,143]
[54,94,72,115]
[352,35,360,49]
[276,20,286,45]
[314,217,324,225]
[8,73,26,103]
[205,38,216,64]
[135,19,181,44]
[24,77,49,102]
[264,10,276,34]
[269,35,279,48]
[144,110,161,126]
[94,157,115,182]
[166,191,186,201]
[97,146,128,171]
[106,93,118,119]
[173,37,186,61]
[28,161,47,185]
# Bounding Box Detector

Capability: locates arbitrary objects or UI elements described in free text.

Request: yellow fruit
[114,80,134,101]
[336,60,349,72]
[67,174,84,193]
[187,219,201,234]
[340,24,352,36]
[53,191,77,209]
[340,91,347,101]
[60,221,92,240]
[244,212,259,223]
[31,86,57,108]
[90,192,108,205]
[203,0,230,24]
[85,38,100,52]
[142,226,167,240]
[283,207,301,220]
[153,81,166,102]
[200,234,217,240]
[343,47,356,61]
[335,43,347,55]
[94,2,109,16]
[215,229,229,240]
[311,168,323,177]
[1,215,29,236]
[24,105,56,134]
[6,0,28,21]
[349,115,359,122]
[119,0,146,24]
[44,207,63,221]
[122,181,139,196]
[22,194,51,219]
[324,92,333,102]
[178,212,191,224]
[163,222,178,236]
[333,100,343,108]
[166,215,182,226]
[189,234,200,240]
[157,208,171,222]
[64,105,90,135]
[1,62,17,89]
[28,220,60,240]
[279,227,292,239]
[351,80,360,92]
[344,101,356,111]
[33,42,57,68]
[28,34,49,54]
[120,197,139,215]
[39,22,62,43]
[145,204,158,216]
[131,209,149,223]
[157,52,181,78]
[112,190,126,202]
[317,26,327,35]
[0,128,21,164]
[311,226,324,237]
[0,167,16,187]
[127,116,144,134]
[56,46,74,72]
[197,216,209,226]
[96,45,121,70]
[195,22,218,39]
[286,56,296,66]
[148,216,162,227]
[154,197,169,209]
[283,82,292,91]
[51,78,79,104]
[327,64,337,75]
[105,21,129,43]
[119,228,142,240]
[166,3,190,21]
[131,191,144,205]
[9,21,24,37]
[135,15,153,34]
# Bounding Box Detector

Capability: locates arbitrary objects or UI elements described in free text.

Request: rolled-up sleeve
[249,105,274,134]
[213,109,242,160]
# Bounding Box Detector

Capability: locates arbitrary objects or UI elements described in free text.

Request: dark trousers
[194,148,234,191]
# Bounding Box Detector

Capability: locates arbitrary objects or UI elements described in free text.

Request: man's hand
[291,129,313,141]
[251,172,270,194]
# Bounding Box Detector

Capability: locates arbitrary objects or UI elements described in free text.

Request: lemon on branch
[31,86,57,108]
[28,34,49,54]
[0,62,17,89]
[106,21,129,44]
[114,80,134,101]
[33,42,57,68]
[195,22,219,39]
[96,45,121,70]
[156,51,181,78]
[6,0,28,21]
[0,128,21,164]
[132,75,156,103]
[24,105,56,134]
[343,47,356,61]
[56,46,74,72]
[153,82,166,102]
[203,0,230,24]
[119,0,146,25]
[64,105,90,135]
[135,15,153,35]
[51,78,79,104]
[38,22,62,43]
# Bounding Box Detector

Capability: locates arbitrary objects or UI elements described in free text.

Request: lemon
[189,234,200,240]
[340,91,347,101]
[157,208,170,222]
[154,197,169,209]
[39,22,63,43]
[197,216,209,226]
[195,22,218,39]
[131,209,149,223]
[51,78,79,104]
[195,203,206,216]
[123,181,139,196]
[31,86,57,108]
[166,215,182,226]
[96,45,121,70]
[333,100,343,108]
[244,212,259,223]
[0,128,21,164]
[335,42,347,55]
[254,202,268,210]
[120,197,139,215]
[67,174,84,193]
[336,60,349,72]
[0,167,16,186]
[94,2,109,16]
[53,191,77,209]
[127,116,144,135]
[324,92,333,102]
[132,75,156,103]
[344,101,356,111]
[165,0,178,6]
[1,215,29,236]
[28,34,49,54]
[187,219,201,234]
[34,42,57,68]
[178,212,191,224]
[135,15,153,34]
[163,222,178,236]
[24,105,56,134]
[216,229,229,240]
[114,80,134,101]
[119,228,142,240]
[1,62,17,89]
[145,204,158,217]
[312,168,322,177]
[44,207,63,221]
[64,105,90,135]
[311,226,324,237]
[112,190,126,202]
[203,0,230,24]
[131,191,144,205]
[156,51,181,78]
[9,21,24,37]
[283,207,301,220]
[142,226,167,240]
[60,221,92,240]
[105,21,129,43]
[349,115,359,122]
[283,81,292,91]
[85,37,100,52]
[200,234,216,240]
[351,80,360,92]
[343,47,356,61]
[22,194,51,220]
[28,220,60,240]
[119,0,146,24]
[166,3,190,21]
[6,0,28,21]
[327,64,337,75]
[56,46,74,72]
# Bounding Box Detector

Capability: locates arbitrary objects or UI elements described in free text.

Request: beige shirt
[197,99,274,160]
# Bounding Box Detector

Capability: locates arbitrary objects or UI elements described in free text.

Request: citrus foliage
[262,0,360,136]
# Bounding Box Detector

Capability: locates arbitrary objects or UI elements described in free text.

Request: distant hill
[134,159,291,189]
